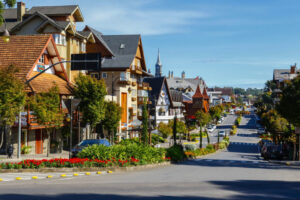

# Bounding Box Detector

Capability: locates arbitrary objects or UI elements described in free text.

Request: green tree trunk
[206,131,210,144]
[199,126,203,148]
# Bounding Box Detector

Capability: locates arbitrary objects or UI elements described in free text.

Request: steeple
[155,48,162,77]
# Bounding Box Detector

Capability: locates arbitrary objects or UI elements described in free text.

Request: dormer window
[120,44,125,49]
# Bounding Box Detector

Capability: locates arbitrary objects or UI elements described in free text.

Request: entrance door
[35,130,43,154]
[121,93,127,124]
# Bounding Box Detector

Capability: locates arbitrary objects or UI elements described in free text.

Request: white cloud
[82,0,209,35]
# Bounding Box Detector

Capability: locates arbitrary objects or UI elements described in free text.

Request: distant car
[219,130,226,136]
[71,139,111,158]
[257,128,265,135]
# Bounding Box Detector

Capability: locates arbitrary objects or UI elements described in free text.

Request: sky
[19,0,300,88]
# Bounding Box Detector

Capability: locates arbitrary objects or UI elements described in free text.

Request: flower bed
[0,157,171,170]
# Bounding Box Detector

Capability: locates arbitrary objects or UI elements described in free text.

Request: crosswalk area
[0,171,112,183]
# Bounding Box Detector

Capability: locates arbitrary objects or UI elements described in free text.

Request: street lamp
[2,18,10,43]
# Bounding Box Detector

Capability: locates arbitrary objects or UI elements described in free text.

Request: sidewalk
[0,151,69,163]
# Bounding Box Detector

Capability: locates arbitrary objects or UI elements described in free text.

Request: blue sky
[21,0,300,88]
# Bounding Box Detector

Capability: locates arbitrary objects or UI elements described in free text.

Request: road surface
[0,115,300,200]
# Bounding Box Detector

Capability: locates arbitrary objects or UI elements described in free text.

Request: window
[81,42,86,52]
[120,72,126,81]
[120,43,125,49]
[137,60,141,69]
[53,34,66,46]
[91,73,99,79]
[102,72,107,79]
[39,54,44,64]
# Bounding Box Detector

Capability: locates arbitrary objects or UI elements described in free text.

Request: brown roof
[192,85,203,98]
[0,35,71,95]
[28,72,72,95]
[0,35,50,80]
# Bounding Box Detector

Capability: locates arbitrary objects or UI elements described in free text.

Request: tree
[29,85,63,157]
[209,106,222,124]
[141,102,149,145]
[0,1,16,26]
[73,74,107,133]
[103,101,121,144]
[168,119,187,142]
[158,122,172,139]
[0,65,26,149]
[195,110,210,148]
[277,75,300,127]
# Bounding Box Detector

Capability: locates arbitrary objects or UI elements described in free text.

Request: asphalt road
[0,115,300,200]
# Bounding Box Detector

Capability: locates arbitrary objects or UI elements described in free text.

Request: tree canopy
[277,75,300,126]
[0,0,16,26]
[103,101,121,140]
[0,65,26,126]
[73,74,107,129]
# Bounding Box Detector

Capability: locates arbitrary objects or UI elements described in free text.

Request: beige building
[84,26,152,138]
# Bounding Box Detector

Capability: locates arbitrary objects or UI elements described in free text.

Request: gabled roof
[0,35,72,95]
[144,77,166,103]
[193,85,203,98]
[101,34,141,69]
[25,5,84,22]
[0,35,51,80]
[11,11,70,33]
[84,26,114,56]
[0,21,20,33]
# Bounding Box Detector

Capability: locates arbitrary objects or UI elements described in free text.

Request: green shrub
[206,144,214,151]
[78,143,166,165]
[119,138,140,145]
[151,134,165,145]
[166,145,186,162]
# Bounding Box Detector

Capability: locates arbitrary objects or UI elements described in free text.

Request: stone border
[0,162,171,173]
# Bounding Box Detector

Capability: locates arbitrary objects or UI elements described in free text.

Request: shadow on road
[1,180,300,200]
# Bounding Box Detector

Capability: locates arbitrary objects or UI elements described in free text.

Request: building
[144,77,184,126]
[207,87,233,106]
[185,85,210,120]
[0,2,95,82]
[0,35,72,156]
[83,29,152,138]
[273,64,300,103]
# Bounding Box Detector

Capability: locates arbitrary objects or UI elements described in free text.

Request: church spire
[155,48,162,77]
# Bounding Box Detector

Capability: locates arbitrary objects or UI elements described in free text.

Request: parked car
[257,128,265,135]
[219,130,226,137]
[262,144,283,160]
[71,139,111,158]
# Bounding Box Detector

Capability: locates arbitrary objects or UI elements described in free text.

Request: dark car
[71,139,111,158]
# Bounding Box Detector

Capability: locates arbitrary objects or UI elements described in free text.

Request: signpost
[63,99,81,159]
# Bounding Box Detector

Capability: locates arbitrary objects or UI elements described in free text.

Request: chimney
[181,71,185,79]
[291,64,296,74]
[17,2,26,22]
[171,71,174,78]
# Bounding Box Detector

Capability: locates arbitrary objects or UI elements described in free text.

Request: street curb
[267,160,300,167]
[0,162,171,174]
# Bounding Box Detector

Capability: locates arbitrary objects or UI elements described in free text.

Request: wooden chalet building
[185,85,210,120]
[83,26,152,138]
[0,35,72,156]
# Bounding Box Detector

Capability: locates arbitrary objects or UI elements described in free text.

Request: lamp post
[2,18,10,43]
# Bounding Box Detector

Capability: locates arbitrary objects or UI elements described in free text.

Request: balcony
[138,82,151,90]
[118,76,131,85]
